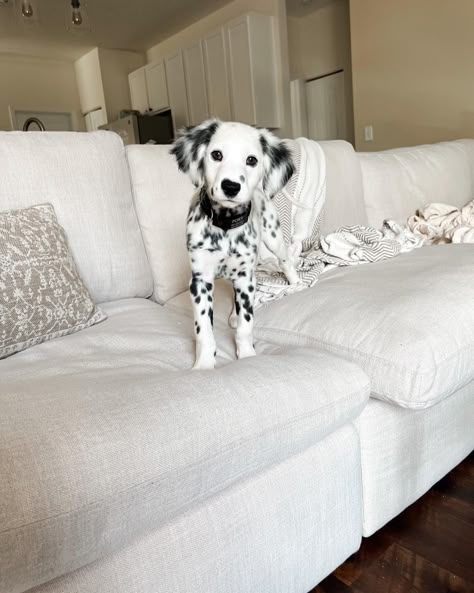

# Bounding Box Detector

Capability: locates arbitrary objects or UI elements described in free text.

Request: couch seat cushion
[0,298,369,593]
[251,245,474,409]
[169,245,474,409]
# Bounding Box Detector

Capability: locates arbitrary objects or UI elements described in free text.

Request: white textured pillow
[0,203,106,358]
[126,144,193,304]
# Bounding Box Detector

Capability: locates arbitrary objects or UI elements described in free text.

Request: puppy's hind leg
[232,273,256,360]
[261,202,300,285]
[190,272,216,370]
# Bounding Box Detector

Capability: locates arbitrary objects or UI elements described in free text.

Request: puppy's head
[171,120,294,208]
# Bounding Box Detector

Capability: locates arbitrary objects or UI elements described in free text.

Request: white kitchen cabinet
[165,50,190,131]
[129,62,169,114]
[226,14,280,128]
[128,67,149,113]
[202,29,231,120]
[182,42,209,125]
[145,61,169,112]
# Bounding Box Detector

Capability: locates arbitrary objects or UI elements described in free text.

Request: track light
[71,0,82,26]
[21,0,33,18]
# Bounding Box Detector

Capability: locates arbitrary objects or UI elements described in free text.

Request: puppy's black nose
[221,178,241,198]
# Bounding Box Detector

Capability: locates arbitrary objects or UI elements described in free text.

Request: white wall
[287,0,354,143]
[98,48,145,121]
[0,53,84,131]
[146,0,292,137]
[74,47,145,123]
[350,0,474,150]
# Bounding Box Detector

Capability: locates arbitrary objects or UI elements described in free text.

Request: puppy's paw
[193,356,216,370]
[236,341,256,360]
[193,347,216,370]
[285,269,301,286]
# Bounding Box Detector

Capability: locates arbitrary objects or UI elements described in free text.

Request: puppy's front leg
[232,274,256,360]
[190,272,216,370]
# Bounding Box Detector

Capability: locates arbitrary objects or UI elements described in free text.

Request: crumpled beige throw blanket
[407,199,474,244]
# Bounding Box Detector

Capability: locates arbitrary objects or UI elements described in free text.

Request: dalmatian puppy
[171,119,299,370]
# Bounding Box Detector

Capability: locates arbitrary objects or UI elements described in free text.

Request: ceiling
[0,0,234,60]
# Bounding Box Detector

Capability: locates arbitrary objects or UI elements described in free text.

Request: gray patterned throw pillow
[0,203,106,359]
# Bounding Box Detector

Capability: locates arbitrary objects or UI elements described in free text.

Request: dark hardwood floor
[311,453,473,593]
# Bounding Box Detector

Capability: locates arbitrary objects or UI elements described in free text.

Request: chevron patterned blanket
[255,138,423,308]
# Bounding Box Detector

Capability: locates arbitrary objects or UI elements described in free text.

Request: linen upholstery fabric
[126,144,194,303]
[0,131,152,302]
[360,139,474,227]
[0,298,370,593]
[356,380,474,536]
[28,426,363,593]
[0,203,105,358]
[244,245,474,409]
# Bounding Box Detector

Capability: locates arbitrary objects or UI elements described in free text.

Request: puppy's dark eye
[246,155,258,167]
[211,150,223,162]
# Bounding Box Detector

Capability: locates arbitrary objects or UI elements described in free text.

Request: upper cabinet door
[182,42,209,125]
[226,18,255,125]
[165,50,190,131]
[202,30,231,121]
[145,61,169,112]
[128,67,149,113]
[226,14,281,128]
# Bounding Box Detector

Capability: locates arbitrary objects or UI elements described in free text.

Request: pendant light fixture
[21,0,33,18]
[71,0,82,26]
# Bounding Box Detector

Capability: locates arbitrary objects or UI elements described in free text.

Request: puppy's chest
[188,220,258,280]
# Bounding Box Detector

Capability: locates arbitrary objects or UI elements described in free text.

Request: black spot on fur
[196,325,201,334]
[244,313,251,322]
[271,231,276,238]
[195,295,201,304]
[205,282,212,291]
[259,133,295,196]
[208,308,214,326]
[190,274,199,297]
[170,120,220,173]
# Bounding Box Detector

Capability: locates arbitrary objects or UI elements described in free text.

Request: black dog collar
[200,191,251,232]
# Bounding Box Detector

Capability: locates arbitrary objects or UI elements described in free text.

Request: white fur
[172,120,299,370]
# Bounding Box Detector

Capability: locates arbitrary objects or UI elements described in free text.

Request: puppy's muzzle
[221,178,241,198]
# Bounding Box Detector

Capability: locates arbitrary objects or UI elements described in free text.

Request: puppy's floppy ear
[259,128,295,198]
[170,118,221,186]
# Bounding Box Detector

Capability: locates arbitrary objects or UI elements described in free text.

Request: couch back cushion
[127,144,193,303]
[319,140,368,233]
[359,139,474,227]
[127,140,367,304]
[0,131,152,303]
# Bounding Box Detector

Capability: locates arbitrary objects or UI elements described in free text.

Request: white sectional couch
[0,131,472,593]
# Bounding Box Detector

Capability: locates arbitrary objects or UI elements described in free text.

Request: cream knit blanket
[407,199,474,244]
